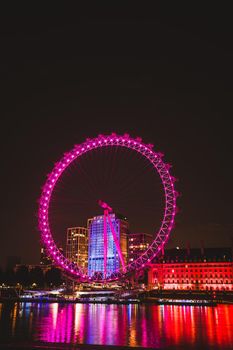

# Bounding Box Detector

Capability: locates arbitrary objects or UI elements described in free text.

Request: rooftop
[153,247,233,263]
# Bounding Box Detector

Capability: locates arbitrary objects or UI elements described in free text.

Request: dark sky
[1,5,233,267]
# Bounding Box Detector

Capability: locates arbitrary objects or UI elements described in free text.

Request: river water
[0,302,233,349]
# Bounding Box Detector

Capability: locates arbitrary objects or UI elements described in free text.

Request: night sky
[1,6,233,267]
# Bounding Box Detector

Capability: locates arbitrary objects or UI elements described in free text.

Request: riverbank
[0,296,221,306]
[1,288,233,305]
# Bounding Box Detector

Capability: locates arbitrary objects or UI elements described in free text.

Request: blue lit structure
[87,214,128,277]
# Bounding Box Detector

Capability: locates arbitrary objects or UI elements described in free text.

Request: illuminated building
[128,233,153,262]
[148,247,233,291]
[40,247,52,265]
[66,227,88,269]
[88,213,129,277]
[40,246,63,266]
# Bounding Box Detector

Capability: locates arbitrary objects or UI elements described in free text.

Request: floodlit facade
[88,214,129,277]
[148,248,233,291]
[66,227,88,269]
[128,233,153,262]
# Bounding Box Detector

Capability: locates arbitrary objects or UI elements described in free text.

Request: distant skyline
[1,8,233,267]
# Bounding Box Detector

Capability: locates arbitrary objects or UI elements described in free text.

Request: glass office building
[87,213,128,277]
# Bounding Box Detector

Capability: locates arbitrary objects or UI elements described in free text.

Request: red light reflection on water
[1,303,233,348]
[41,304,233,348]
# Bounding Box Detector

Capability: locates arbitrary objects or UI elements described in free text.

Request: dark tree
[45,267,62,287]
[4,269,16,286]
[137,268,149,285]
[29,267,45,288]
[15,265,30,286]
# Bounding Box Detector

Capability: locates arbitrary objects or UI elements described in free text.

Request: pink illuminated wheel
[38,133,177,282]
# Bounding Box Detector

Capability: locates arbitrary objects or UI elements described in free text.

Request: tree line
[0,265,63,288]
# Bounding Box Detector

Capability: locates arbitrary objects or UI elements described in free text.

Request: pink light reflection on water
[1,303,233,348]
[37,304,233,348]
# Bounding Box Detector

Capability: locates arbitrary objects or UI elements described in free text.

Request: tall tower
[87,213,129,278]
[66,227,88,270]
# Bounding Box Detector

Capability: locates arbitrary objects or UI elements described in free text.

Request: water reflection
[0,302,233,348]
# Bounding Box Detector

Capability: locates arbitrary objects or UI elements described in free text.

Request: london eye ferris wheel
[38,133,177,282]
